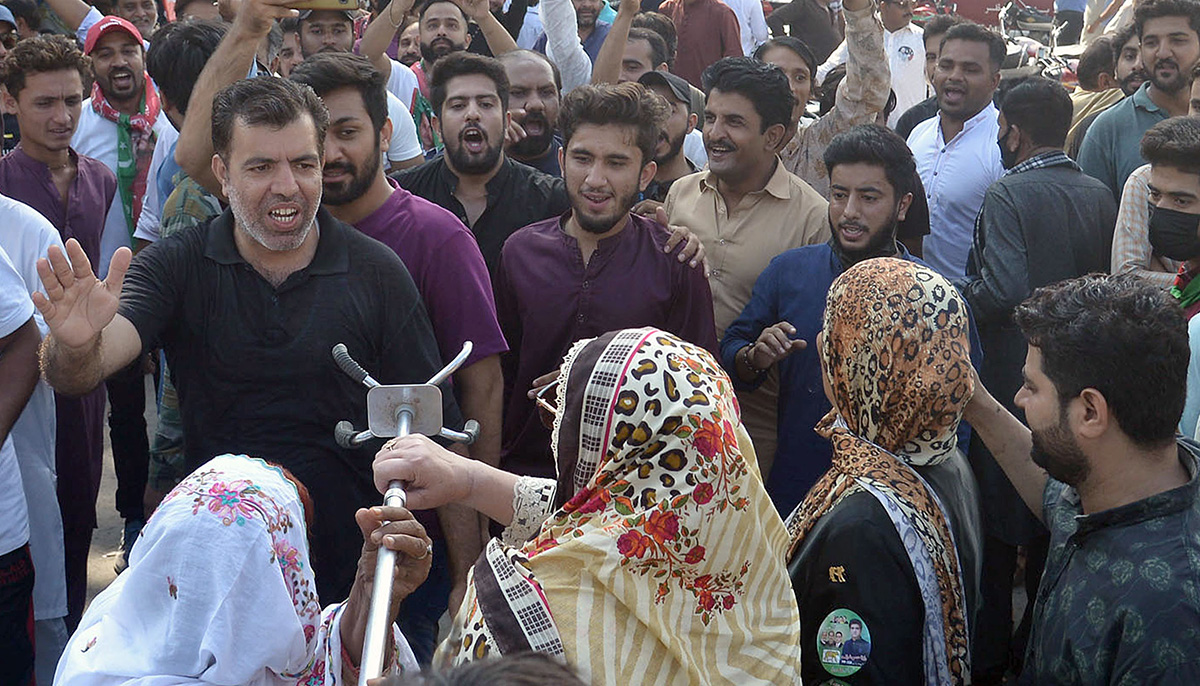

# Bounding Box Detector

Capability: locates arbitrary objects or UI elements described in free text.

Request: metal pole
[358,407,413,684]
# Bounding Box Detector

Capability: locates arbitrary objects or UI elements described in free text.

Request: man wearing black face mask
[956,76,1116,686]
[1143,116,1200,317]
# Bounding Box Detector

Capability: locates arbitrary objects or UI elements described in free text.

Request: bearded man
[720,124,945,515]
[35,75,461,610]
[493,81,718,481]
[1078,0,1200,200]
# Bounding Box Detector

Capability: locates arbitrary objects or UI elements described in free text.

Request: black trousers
[1055,9,1085,45]
[972,533,1050,685]
[0,544,34,686]
[106,359,150,522]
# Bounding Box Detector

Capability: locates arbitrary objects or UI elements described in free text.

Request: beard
[445,124,503,175]
[835,210,900,264]
[1148,58,1189,94]
[571,184,640,234]
[654,127,687,166]
[420,37,462,64]
[1120,68,1146,95]
[508,110,556,158]
[227,182,318,253]
[98,66,143,105]
[321,142,381,206]
[1030,413,1091,486]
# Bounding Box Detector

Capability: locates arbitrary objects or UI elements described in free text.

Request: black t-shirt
[392,155,569,275]
[788,452,982,684]
[895,95,939,141]
[118,208,462,601]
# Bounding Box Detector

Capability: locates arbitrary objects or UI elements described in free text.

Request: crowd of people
[0,0,1198,681]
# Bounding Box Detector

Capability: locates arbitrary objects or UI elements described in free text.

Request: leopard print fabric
[786,258,973,685]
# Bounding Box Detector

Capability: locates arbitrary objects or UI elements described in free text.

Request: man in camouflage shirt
[964,273,1200,684]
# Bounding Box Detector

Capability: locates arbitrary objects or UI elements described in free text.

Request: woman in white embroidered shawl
[374,328,802,685]
[55,454,430,685]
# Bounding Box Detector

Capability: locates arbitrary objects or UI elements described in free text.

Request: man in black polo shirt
[392,51,569,274]
[965,274,1200,684]
[35,76,462,604]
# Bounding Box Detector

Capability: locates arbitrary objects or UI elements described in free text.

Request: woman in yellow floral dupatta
[374,328,802,685]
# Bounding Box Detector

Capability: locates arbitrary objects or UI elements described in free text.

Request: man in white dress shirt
[906,22,1005,278]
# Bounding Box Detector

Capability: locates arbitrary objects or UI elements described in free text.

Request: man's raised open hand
[33,240,131,351]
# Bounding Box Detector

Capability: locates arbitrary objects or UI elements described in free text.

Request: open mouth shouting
[940,83,966,108]
[460,125,489,155]
[266,203,304,232]
[108,68,136,93]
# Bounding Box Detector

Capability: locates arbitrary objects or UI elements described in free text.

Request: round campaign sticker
[817,608,873,677]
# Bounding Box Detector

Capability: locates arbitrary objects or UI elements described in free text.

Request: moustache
[323,162,355,175]
[1153,58,1179,71]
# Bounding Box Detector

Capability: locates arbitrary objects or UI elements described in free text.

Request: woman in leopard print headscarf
[785,257,984,685]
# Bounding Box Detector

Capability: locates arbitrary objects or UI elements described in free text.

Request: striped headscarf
[441,329,802,685]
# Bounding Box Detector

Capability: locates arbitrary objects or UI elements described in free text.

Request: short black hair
[998,76,1073,148]
[289,52,389,135]
[146,19,226,116]
[1140,115,1200,175]
[280,15,300,35]
[922,13,963,40]
[560,82,668,164]
[701,56,794,132]
[418,0,467,22]
[940,22,1006,71]
[632,11,677,68]
[2,0,40,31]
[849,619,863,629]
[627,27,669,69]
[1135,0,1200,40]
[1014,273,1188,449]
[818,63,845,115]
[429,51,509,116]
[753,36,818,81]
[212,76,330,159]
[1113,21,1139,52]
[497,48,563,92]
[1076,36,1115,90]
[823,124,918,199]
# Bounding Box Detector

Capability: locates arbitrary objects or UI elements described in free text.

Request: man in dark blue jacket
[720,124,977,517]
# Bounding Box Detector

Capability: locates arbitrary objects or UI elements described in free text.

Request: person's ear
[896,191,913,221]
[1074,388,1110,440]
[1096,72,1118,90]
[686,111,698,134]
[211,153,231,197]
[764,122,788,151]
[380,117,394,155]
[1,85,16,115]
[638,159,658,191]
